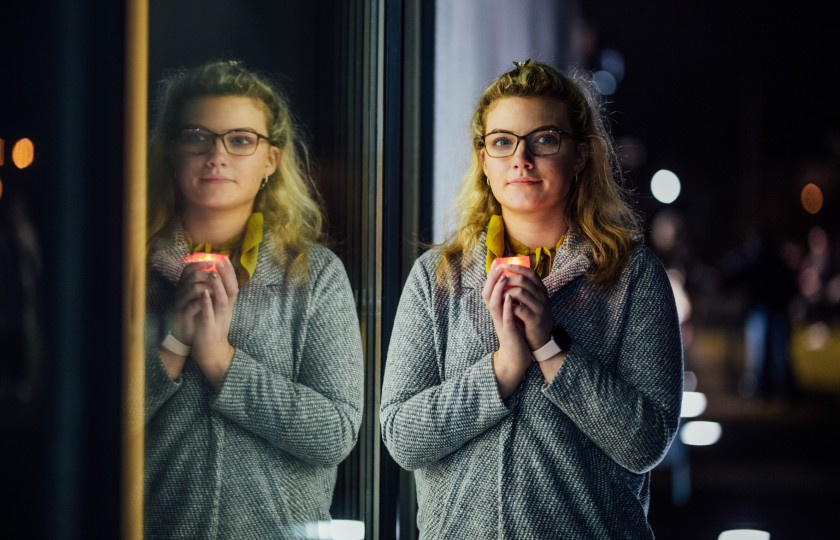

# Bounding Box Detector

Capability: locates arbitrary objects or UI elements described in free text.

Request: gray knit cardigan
[381,230,683,539]
[144,225,364,539]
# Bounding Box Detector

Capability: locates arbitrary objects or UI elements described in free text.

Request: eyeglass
[482,128,574,158]
[175,127,272,156]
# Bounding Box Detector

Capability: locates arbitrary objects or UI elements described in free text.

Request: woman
[381,60,683,539]
[144,60,364,539]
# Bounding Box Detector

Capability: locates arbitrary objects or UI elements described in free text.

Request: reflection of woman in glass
[381,61,683,538]
[144,61,363,538]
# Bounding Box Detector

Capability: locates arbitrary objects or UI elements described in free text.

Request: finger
[217,257,239,299]
[497,263,540,281]
[206,268,229,309]
[502,292,517,328]
[174,281,212,310]
[481,266,504,302]
[500,267,544,294]
[180,261,216,282]
[198,289,215,324]
[504,284,545,316]
[488,275,510,314]
[500,292,528,337]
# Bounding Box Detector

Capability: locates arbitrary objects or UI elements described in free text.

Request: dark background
[583,0,839,261]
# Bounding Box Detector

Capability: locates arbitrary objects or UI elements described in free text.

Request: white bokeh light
[718,529,770,540]
[680,391,707,418]
[650,169,681,204]
[679,420,722,446]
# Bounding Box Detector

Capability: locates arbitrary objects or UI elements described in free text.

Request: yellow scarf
[184,212,264,286]
[484,214,564,278]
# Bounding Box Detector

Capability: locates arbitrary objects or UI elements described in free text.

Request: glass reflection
[143,61,363,538]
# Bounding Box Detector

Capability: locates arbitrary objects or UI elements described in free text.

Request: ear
[480,148,489,177]
[265,146,281,176]
[574,141,590,175]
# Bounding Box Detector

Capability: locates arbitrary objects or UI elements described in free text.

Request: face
[481,96,587,220]
[172,95,279,216]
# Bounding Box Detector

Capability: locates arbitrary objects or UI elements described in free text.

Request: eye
[533,132,561,145]
[487,134,515,147]
[226,132,258,148]
[180,129,210,144]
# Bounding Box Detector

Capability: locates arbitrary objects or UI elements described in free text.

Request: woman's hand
[171,260,218,345]
[482,265,533,399]
[190,256,239,388]
[493,264,553,351]
[160,260,218,380]
[499,263,567,383]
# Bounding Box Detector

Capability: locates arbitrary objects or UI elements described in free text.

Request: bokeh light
[0,137,5,167]
[301,520,365,540]
[593,70,617,95]
[667,268,692,324]
[12,137,35,169]
[800,182,823,214]
[651,169,681,204]
[600,48,625,81]
[718,529,770,540]
[683,370,698,392]
[0,178,4,199]
[680,391,707,418]
[679,420,722,446]
[803,321,830,351]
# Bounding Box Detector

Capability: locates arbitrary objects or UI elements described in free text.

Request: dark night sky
[581,1,840,263]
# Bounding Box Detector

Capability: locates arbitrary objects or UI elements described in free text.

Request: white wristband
[532,337,562,362]
[161,333,191,356]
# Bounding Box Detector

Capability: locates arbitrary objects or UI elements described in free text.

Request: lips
[198,175,234,183]
[507,177,541,184]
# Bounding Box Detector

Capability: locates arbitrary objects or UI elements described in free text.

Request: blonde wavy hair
[437,60,640,286]
[147,60,324,274]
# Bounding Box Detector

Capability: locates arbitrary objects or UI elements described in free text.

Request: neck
[182,206,252,245]
[500,209,567,249]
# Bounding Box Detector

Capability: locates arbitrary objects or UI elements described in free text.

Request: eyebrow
[179,124,260,133]
[485,125,563,135]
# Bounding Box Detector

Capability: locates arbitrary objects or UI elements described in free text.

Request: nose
[205,136,230,166]
[510,138,535,169]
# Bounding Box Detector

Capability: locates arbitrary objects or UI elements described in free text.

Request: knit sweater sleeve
[542,247,684,473]
[211,252,364,467]
[143,278,182,422]
[144,345,182,421]
[380,253,511,470]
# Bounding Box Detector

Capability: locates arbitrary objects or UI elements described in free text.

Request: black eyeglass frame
[174,127,273,156]
[481,127,577,158]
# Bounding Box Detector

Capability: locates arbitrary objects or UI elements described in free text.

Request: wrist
[200,343,235,388]
[161,333,190,357]
[532,325,571,362]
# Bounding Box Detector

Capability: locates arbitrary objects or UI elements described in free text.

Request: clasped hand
[481,264,554,398]
[170,256,239,386]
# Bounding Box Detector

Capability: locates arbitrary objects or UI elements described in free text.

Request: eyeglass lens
[484,130,563,157]
[177,128,262,156]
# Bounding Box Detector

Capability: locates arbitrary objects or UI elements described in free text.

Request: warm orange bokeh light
[0,138,5,167]
[0,178,4,199]
[801,182,824,215]
[12,137,35,169]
